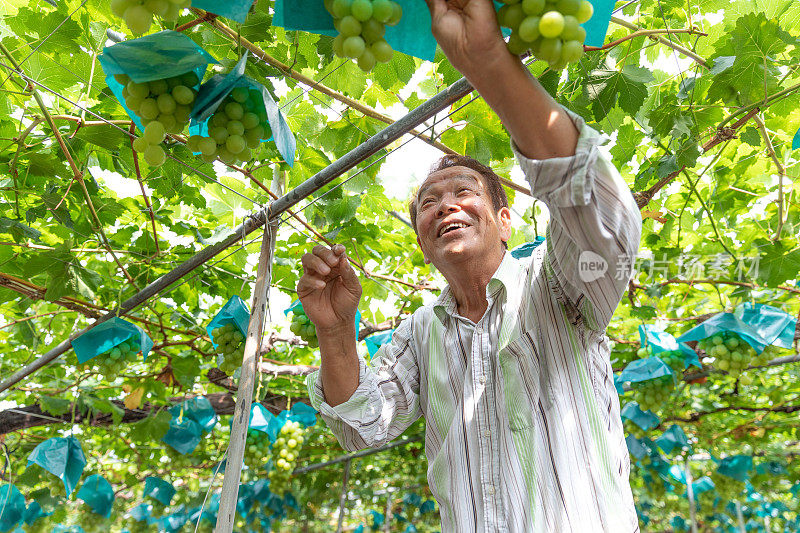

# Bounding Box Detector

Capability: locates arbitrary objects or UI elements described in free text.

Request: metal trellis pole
[214,218,278,533]
[0,76,474,395]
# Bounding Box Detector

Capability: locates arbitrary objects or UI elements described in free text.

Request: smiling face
[414,166,512,269]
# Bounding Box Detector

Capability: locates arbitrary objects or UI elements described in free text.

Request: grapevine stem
[129,123,161,256]
[753,113,787,241]
[609,16,708,68]
[584,27,706,52]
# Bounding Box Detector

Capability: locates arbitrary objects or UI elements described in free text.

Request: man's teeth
[440,222,468,236]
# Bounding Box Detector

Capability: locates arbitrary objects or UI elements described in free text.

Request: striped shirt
[307,108,642,532]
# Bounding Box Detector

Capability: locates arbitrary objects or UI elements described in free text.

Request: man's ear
[498,207,512,243]
[416,235,431,264]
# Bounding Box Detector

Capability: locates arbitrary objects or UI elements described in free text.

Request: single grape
[332,0,352,18]
[362,18,386,43]
[499,4,525,30]
[242,112,260,129]
[506,32,529,55]
[521,0,545,15]
[144,0,168,16]
[225,102,244,120]
[210,126,229,144]
[124,5,152,35]
[357,48,376,71]
[132,136,149,153]
[143,121,166,145]
[518,16,541,42]
[172,85,194,105]
[387,2,402,25]
[371,40,394,63]
[127,81,150,100]
[372,0,393,22]
[539,11,565,38]
[144,144,166,166]
[575,0,593,23]
[231,87,249,103]
[139,99,159,120]
[537,37,562,63]
[556,0,580,15]
[226,135,246,154]
[343,36,367,58]
[561,39,583,63]
[111,0,132,17]
[149,78,169,96]
[351,0,373,20]
[156,93,177,114]
[339,15,362,37]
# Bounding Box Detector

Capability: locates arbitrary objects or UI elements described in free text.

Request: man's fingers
[296,273,326,297]
[301,252,331,276]
[312,245,340,268]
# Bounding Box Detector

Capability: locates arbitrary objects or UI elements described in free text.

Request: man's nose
[435,194,460,218]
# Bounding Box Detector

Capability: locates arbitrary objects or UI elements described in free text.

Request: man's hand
[424,0,509,79]
[297,244,362,332]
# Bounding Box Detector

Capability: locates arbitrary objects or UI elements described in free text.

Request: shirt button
[479,376,486,384]
[484,430,491,437]
[486,486,495,495]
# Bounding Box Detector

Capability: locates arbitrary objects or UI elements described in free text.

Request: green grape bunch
[631,375,674,413]
[80,508,108,533]
[212,322,246,374]
[110,0,191,35]
[324,0,403,72]
[245,429,272,471]
[114,71,200,167]
[635,344,654,358]
[82,337,141,381]
[289,308,318,348]
[498,0,593,69]
[697,332,781,382]
[187,86,272,166]
[267,420,306,497]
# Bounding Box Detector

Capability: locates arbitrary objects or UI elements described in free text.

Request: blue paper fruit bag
[188,54,296,167]
[98,30,217,166]
[71,317,154,379]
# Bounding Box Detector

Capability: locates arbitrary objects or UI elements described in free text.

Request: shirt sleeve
[514,107,642,331]
[305,317,422,452]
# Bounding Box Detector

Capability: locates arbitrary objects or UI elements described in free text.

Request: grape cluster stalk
[324,0,402,72]
[187,87,273,165]
[116,72,199,167]
[697,332,782,383]
[267,420,306,496]
[290,308,318,348]
[110,0,191,35]
[212,322,246,374]
[498,0,593,68]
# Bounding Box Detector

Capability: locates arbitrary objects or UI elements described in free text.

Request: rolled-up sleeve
[306,317,421,451]
[514,107,642,331]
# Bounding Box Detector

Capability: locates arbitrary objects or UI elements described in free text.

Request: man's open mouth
[438,222,470,237]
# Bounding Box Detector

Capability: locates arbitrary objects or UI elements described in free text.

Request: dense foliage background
[0,0,798,530]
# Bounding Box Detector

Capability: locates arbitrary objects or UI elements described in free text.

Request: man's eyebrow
[416,174,480,202]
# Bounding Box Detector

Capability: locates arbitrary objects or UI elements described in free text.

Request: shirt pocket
[498,332,542,431]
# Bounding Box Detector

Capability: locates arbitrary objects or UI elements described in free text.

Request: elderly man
[298,0,642,529]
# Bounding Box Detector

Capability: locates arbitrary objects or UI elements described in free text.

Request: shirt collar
[432,252,521,324]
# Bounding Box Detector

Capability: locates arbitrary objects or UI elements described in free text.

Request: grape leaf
[130,410,172,442]
[39,396,71,417]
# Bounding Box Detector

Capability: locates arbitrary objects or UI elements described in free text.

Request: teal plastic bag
[76,475,115,518]
[249,402,277,434]
[143,477,175,506]
[755,460,787,476]
[738,302,797,349]
[190,53,296,166]
[207,295,251,349]
[582,0,614,47]
[419,499,436,514]
[655,425,690,455]
[162,415,203,455]
[717,455,753,482]
[0,485,25,532]
[71,316,154,364]
[402,493,422,507]
[668,464,686,484]
[128,502,152,522]
[169,396,219,433]
[366,330,394,359]
[638,325,699,368]
[27,437,86,496]
[274,0,438,61]
[625,435,648,459]
[289,402,318,427]
[677,303,796,353]
[52,526,85,533]
[671,516,689,531]
[618,356,674,384]
[192,0,255,23]
[23,501,47,526]
[368,510,385,527]
[510,237,546,260]
[620,402,660,431]
[98,30,217,132]
[691,476,715,495]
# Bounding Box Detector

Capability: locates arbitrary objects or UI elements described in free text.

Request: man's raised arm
[424,0,578,159]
